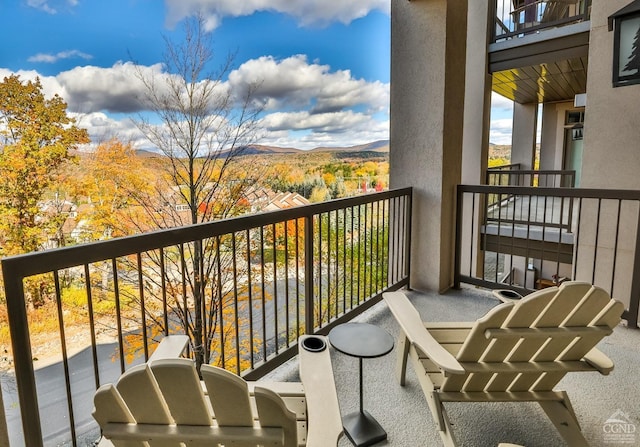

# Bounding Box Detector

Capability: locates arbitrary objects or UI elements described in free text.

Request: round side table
[329,322,394,447]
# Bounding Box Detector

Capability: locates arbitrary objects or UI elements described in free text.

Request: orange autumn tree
[0,75,89,256]
[73,139,160,240]
[0,75,89,307]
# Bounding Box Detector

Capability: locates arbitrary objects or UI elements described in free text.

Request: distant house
[243,187,310,213]
[262,191,310,211]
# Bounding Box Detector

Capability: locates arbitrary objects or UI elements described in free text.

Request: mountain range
[135,140,389,158]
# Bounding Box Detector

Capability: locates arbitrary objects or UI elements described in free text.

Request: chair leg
[539,394,589,447]
[409,351,458,447]
[426,391,457,447]
[396,335,410,386]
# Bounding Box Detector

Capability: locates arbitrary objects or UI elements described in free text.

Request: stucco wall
[575,0,640,310]
[582,0,640,190]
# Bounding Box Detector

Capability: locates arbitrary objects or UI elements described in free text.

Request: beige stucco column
[511,102,538,174]
[460,0,492,281]
[390,0,468,292]
[462,0,491,184]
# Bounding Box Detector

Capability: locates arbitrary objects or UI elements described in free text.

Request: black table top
[328,322,394,359]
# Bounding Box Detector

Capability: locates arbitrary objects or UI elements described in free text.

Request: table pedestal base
[343,410,387,447]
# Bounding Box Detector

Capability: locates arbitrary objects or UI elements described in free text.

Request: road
[3,343,138,446]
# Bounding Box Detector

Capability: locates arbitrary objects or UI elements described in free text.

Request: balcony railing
[486,167,576,233]
[455,184,640,329]
[493,0,592,42]
[486,165,576,188]
[0,188,412,447]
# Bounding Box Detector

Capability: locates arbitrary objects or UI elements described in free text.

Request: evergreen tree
[624,25,640,74]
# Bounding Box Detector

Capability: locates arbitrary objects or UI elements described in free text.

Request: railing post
[626,211,640,328]
[304,214,315,334]
[2,262,44,447]
[454,185,463,289]
[405,189,413,285]
[0,376,8,447]
[489,0,498,42]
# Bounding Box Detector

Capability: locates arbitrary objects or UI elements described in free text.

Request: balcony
[1,184,639,446]
[490,1,591,105]
[493,0,592,42]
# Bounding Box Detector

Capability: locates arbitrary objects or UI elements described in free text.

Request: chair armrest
[383,292,465,375]
[583,347,615,375]
[298,335,343,447]
[148,335,190,362]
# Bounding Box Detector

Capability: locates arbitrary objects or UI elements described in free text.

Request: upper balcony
[490,0,592,104]
[493,0,592,43]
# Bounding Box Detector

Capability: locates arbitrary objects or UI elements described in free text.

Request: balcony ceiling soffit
[491,55,588,104]
[489,25,589,104]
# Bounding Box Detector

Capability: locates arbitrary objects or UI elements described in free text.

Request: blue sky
[1,0,513,150]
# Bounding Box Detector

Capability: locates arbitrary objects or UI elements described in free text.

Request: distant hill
[489,143,511,159]
[310,140,389,153]
[233,144,301,155]
[135,149,166,158]
[213,140,390,158]
[131,140,391,159]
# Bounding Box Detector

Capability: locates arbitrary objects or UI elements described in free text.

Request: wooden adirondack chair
[383,282,624,447]
[93,335,343,447]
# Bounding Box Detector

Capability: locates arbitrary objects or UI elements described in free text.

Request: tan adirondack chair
[383,282,624,447]
[93,335,343,447]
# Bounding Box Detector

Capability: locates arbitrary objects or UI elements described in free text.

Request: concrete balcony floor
[264,287,640,447]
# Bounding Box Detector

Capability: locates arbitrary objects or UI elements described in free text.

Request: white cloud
[0,68,65,100]
[260,110,388,150]
[28,50,93,64]
[1,53,390,149]
[489,118,514,146]
[70,112,150,151]
[165,0,390,31]
[229,55,389,113]
[2,59,519,149]
[55,62,164,113]
[491,92,514,112]
[27,0,56,14]
[26,0,78,14]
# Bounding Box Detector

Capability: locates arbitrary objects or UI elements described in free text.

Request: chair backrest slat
[201,364,254,427]
[441,282,623,394]
[484,287,557,392]
[533,298,625,391]
[93,385,147,447]
[560,300,625,361]
[116,364,172,425]
[150,359,212,426]
[508,282,592,391]
[442,303,513,392]
[534,285,611,362]
[255,387,298,447]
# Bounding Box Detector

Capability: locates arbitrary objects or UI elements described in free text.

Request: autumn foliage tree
[0,75,89,306]
[0,75,89,255]
[73,139,159,239]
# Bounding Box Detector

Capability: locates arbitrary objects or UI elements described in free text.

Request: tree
[0,75,89,255]
[0,75,89,307]
[73,139,159,240]
[624,25,640,75]
[132,14,264,370]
